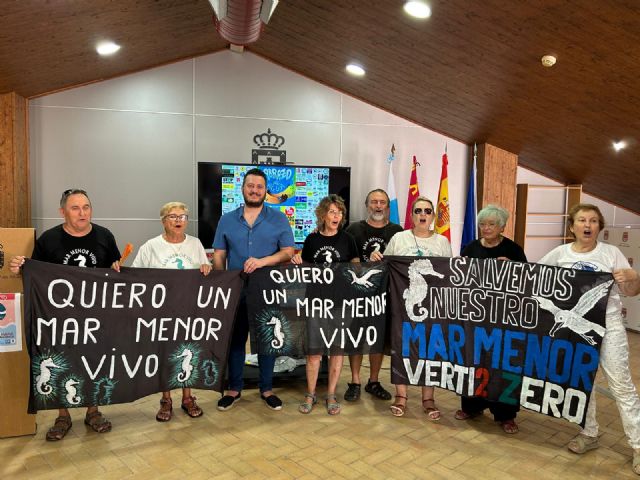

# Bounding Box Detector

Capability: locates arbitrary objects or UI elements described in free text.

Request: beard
[243,192,266,208]
[369,211,386,222]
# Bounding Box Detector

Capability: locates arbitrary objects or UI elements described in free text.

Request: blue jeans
[227,300,276,393]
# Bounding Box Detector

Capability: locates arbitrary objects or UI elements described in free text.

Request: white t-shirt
[538,242,629,320]
[132,234,210,270]
[384,230,453,258]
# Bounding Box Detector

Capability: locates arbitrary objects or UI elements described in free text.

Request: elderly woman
[454,205,527,434]
[117,202,212,421]
[538,203,640,474]
[292,194,359,415]
[383,196,452,420]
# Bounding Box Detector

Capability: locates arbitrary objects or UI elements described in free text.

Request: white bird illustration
[347,268,383,288]
[534,280,613,346]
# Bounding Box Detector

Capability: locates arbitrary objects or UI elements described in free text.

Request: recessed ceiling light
[613,140,627,152]
[541,54,557,67]
[404,1,431,19]
[346,64,365,77]
[96,41,121,56]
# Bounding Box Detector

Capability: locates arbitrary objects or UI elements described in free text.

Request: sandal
[46,415,72,441]
[500,419,519,434]
[298,393,317,414]
[390,395,408,417]
[422,398,441,421]
[365,380,392,400]
[326,394,341,415]
[181,396,203,418]
[156,397,173,422]
[454,409,480,420]
[568,433,599,454]
[344,383,361,402]
[84,410,112,433]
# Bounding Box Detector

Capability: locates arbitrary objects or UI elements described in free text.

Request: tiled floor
[3,332,640,479]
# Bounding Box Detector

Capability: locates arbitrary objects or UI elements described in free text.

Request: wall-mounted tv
[198,162,351,249]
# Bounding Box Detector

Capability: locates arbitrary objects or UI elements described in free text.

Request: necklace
[164,234,186,255]
[412,230,424,257]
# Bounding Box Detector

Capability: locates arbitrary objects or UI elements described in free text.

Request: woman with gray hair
[454,204,527,433]
[116,201,212,422]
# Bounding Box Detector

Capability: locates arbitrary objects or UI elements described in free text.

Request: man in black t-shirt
[343,189,403,402]
[10,189,120,441]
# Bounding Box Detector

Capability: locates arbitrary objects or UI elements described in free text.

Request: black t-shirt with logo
[32,224,120,267]
[301,230,358,264]
[461,237,527,262]
[345,220,403,262]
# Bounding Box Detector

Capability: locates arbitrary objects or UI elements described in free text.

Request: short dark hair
[365,189,390,206]
[242,168,267,187]
[60,189,89,208]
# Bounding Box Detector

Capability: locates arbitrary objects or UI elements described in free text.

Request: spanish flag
[435,150,451,241]
[403,156,420,230]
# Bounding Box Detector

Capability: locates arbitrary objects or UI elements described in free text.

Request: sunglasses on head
[413,207,433,215]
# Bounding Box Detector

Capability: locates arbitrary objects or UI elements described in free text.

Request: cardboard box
[0,227,36,437]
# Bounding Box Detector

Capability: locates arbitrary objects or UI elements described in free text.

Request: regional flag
[387,145,400,225]
[435,151,451,241]
[403,156,421,230]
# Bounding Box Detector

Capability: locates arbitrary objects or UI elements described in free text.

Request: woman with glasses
[127,202,212,421]
[291,194,359,415]
[454,204,526,434]
[383,196,452,420]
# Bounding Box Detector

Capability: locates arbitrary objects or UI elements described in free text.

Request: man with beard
[343,189,403,402]
[10,189,120,440]
[213,168,295,411]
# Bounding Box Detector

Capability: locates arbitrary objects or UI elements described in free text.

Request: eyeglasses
[164,214,188,221]
[413,208,433,215]
[60,189,88,207]
[327,210,343,216]
[479,222,499,229]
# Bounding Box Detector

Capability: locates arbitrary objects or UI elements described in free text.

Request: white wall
[29,49,637,260]
[29,51,470,255]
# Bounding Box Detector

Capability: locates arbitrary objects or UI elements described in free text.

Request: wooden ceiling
[2,0,639,213]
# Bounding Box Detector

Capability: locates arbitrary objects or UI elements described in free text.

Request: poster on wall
[0,293,22,352]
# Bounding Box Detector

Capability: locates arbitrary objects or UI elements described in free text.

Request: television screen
[198,162,351,249]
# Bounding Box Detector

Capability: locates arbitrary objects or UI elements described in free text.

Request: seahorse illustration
[323,250,333,264]
[93,378,117,405]
[177,348,194,382]
[403,259,444,322]
[73,254,87,267]
[267,316,285,349]
[371,242,381,254]
[202,359,218,387]
[35,357,60,395]
[65,379,81,405]
[173,258,185,269]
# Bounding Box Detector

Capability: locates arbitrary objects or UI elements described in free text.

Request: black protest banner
[23,259,243,412]
[387,256,613,426]
[246,262,388,356]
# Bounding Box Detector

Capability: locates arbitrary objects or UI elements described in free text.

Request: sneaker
[364,380,392,400]
[261,393,283,410]
[344,383,361,402]
[217,392,241,411]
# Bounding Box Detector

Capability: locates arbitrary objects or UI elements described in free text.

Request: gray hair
[160,202,189,218]
[477,205,509,227]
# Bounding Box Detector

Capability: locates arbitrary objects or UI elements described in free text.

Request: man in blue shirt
[213,168,295,411]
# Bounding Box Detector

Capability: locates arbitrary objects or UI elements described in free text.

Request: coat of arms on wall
[252,128,287,164]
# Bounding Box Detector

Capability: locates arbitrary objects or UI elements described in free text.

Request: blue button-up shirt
[213,205,295,270]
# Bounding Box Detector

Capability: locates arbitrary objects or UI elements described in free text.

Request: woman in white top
[383,196,452,420]
[118,202,212,422]
[538,203,640,475]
